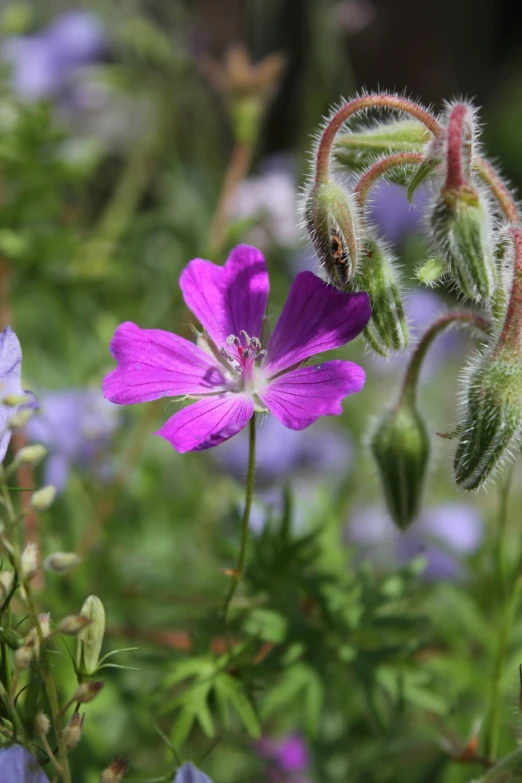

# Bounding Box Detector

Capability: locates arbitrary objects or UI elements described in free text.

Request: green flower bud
[43,551,81,573]
[335,119,430,180]
[371,400,430,530]
[416,257,446,287]
[30,485,57,512]
[429,187,497,301]
[304,180,360,287]
[57,614,92,636]
[454,350,522,489]
[14,444,47,467]
[76,595,105,676]
[354,238,409,356]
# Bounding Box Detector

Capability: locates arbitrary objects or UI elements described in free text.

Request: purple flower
[103,245,371,453]
[0,326,36,462]
[214,415,352,485]
[25,389,120,492]
[173,762,214,783]
[256,733,312,782]
[369,181,429,246]
[349,502,484,580]
[0,745,49,783]
[2,11,106,101]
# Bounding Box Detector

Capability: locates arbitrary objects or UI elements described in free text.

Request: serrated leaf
[216,673,261,738]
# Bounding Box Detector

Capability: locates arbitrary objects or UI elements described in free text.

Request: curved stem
[315,94,442,185]
[474,157,520,223]
[399,311,491,407]
[221,414,256,633]
[354,152,424,208]
[495,225,522,357]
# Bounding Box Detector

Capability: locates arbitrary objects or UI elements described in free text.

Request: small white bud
[73,680,104,704]
[34,711,50,736]
[21,542,38,581]
[14,444,47,466]
[8,409,33,429]
[43,552,81,573]
[0,569,14,600]
[57,615,92,636]
[30,486,57,512]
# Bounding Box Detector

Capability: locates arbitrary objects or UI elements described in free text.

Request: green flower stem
[399,311,491,407]
[354,151,424,209]
[221,414,256,633]
[485,468,519,762]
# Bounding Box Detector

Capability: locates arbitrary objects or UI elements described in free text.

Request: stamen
[240,330,251,345]
[257,349,266,358]
[250,337,261,350]
[243,347,252,359]
[226,335,240,346]
[220,347,234,362]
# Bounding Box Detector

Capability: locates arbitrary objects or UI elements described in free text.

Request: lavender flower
[2,11,106,101]
[256,733,312,782]
[25,389,119,492]
[0,326,36,462]
[369,181,429,246]
[104,244,370,453]
[173,762,214,783]
[349,502,484,580]
[0,745,49,783]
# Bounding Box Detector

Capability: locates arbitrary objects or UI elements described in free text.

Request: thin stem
[221,415,256,632]
[474,157,520,223]
[495,225,522,357]
[354,152,424,208]
[315,94,443,185]
[445,104,472,190]
[399,311,491,407]
[207,141,255,256]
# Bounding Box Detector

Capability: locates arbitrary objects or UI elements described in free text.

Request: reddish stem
[354,151,424,208]
[315,94,442,185]
[445,104,472,190]
[474,157,520,223]
[495,225,522,356]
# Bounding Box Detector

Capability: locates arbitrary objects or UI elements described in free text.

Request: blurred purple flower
[2,11,106,101]
[369,181,429,246]
[232,158,299,247]
[0,745,49,783]
[256,733,312,782]
[214,415,351,486]
[173,762,214,783]
[349,502,484,580]
[0,326,36,463]
[25,389,120,492]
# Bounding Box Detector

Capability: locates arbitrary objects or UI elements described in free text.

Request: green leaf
[215,673,261,738]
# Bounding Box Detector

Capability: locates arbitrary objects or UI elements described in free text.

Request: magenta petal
[179,245,269,347]
[103,322,228,404]
[156,393,254,452]
[264,272,371,375]
[259,360,365,430]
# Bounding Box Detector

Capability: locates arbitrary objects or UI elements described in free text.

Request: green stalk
[221,414,256,633]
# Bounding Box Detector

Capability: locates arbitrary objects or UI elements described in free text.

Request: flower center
[220,331,266,390]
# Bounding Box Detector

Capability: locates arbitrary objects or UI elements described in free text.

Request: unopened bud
[429,187,496,301]
[63,711,83,750]
[34,711,50,736]
[0,569,14,600]
[304,180,360,287]
[454,349,522,489]
[73,680,104,704]
[416,257,446,288]
[8,409,33,429]
[101,757,129,783]
[14,444,47,467]
[21,542,38,580]
[15,633,38,670]
[335,120,430,176]
[44,551,81,573]
[356,238,408,356]
[371,400,430,530]
[174,762,215,783]
[57,615,92,636]
[76,595,105,675]
[38,613,51,639]
[30,485,57,512]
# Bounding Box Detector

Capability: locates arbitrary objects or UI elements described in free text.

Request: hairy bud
[429,187,497,301]
[34,712,50,736]
[15,633,39,670]
[44,551,82,573]
[30,485,57,512]
[304,180,360,287]
[416,257,446,287]
[14,444,47,467]
[0,569,14,600]
[335,119,430,178]
[21,542,38,581]
[355,238,408,356]
[64,712,83,750]
[57,615,92,636]
[371,400,430,530]
[454,349,522,489]
[76,595,106,675]
[73,680,104,704]
[101,757,129,783]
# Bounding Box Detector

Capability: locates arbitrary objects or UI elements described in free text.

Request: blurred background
[2,1,522,782]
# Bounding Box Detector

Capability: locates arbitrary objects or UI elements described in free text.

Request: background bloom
[26,388,120,491]
[2,11,106,102]
[0,745,49,783]
[369,181,430,247]
[104,245,370,453]
[256,733,312,782]
[349,502,484,580]
[173,762,214,783]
